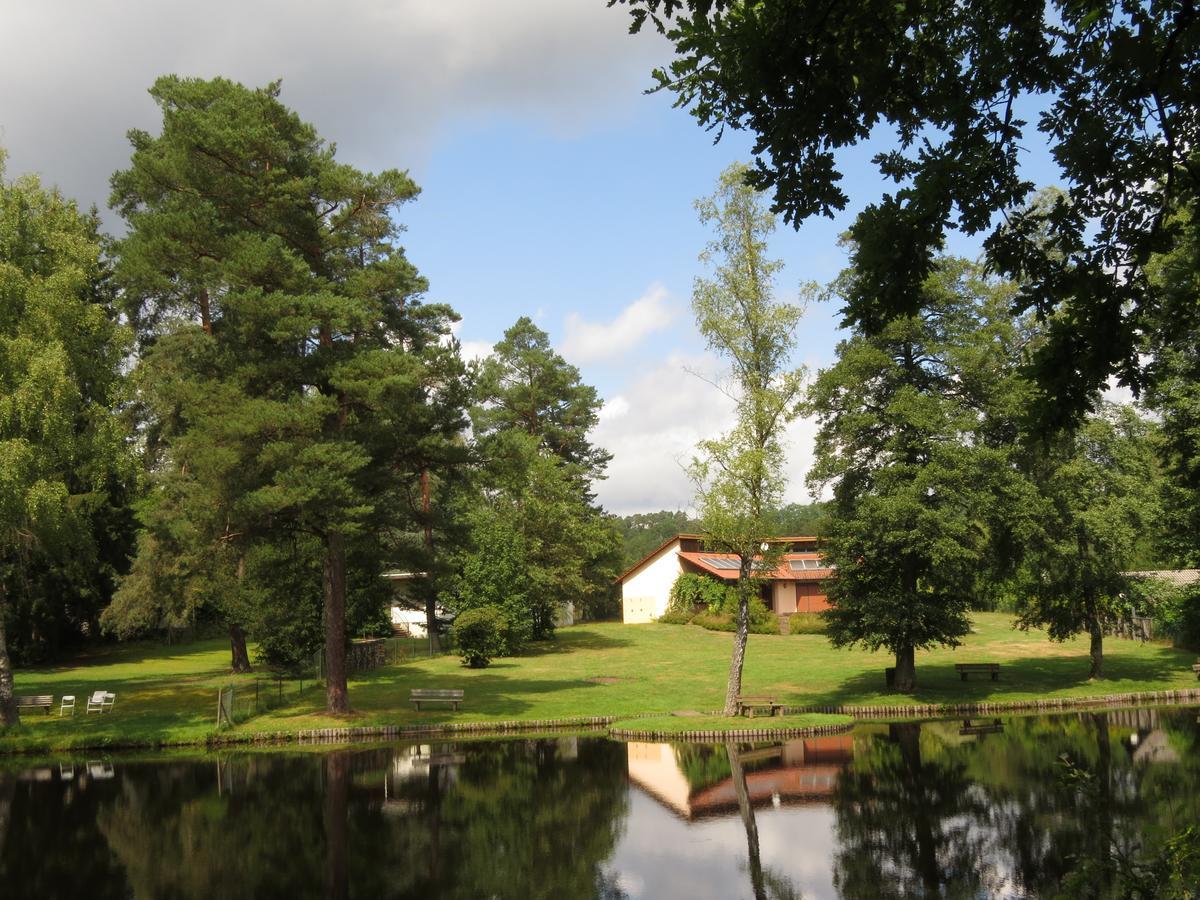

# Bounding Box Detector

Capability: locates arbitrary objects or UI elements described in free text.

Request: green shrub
[692,611,780,635]
[668,572,735,615]
[788,612,828,635]
[656,608,694,625]
[450,606,510,668]
[1147,583,1200,651]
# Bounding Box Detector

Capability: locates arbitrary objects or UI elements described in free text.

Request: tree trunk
[198,287,213,335]
[421,469,437,646]
[324,751,349,900]
[723,571,752,715]
[1087,597,1104,679]
[893,644,917,693]
[0,583,17,728]
[324,531,349,714]
[228,623,252,674]
[726,741,766,900]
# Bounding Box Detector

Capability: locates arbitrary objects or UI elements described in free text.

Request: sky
[0,0,1063,515]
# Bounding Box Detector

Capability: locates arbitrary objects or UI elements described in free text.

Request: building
[618,534,833,624]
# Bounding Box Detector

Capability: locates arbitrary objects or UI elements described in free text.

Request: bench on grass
[410,689,464,711]
[16,695,53,715]
[955,663,1000,682]
[735,695,784,718]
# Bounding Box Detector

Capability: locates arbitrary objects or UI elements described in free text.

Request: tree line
[0,77,620,724]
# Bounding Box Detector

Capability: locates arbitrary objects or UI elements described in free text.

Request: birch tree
[688,163,806,715]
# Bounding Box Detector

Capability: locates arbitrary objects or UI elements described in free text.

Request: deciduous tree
[0,155,133,725]
[687,163,806,713]
[807,257,1037,690]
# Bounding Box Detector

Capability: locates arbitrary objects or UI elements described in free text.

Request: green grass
[5,612,1199,752]
[609,712,852,735]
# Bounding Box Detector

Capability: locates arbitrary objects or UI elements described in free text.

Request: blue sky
[0,0,1065,514]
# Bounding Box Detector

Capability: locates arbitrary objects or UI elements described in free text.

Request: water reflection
[2,708,1200,899]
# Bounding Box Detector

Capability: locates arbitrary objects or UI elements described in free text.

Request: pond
[3,706,1199,899]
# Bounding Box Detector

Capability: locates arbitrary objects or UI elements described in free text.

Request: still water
[3,707,1199,899]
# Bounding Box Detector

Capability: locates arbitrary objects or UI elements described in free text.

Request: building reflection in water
[625,735,854,820]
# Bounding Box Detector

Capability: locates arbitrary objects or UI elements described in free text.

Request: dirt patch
[587,676,623,684]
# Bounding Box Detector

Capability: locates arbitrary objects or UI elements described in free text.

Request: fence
[215,636,435,728]
[215,673,320,728]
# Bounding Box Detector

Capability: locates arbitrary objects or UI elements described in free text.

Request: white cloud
[458,340,494,363]
[0,0,666,218]
[590,352,820,515]
[560,284,677,364]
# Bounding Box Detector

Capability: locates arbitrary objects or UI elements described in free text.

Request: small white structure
[390,605,436,638]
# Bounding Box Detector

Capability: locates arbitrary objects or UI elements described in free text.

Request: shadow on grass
[807,645,1196,708]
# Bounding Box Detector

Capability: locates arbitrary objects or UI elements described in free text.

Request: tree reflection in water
[832,711,1200,899]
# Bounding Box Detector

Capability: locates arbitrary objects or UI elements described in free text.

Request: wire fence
[215,636,444,727]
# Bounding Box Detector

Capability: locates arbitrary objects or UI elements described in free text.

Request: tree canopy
[687,163,806,713]
[109,76,466,711]
[0,154,134,724]
[615,0,1200,427]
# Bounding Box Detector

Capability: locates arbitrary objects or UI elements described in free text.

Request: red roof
[617,533,825,584]
[679,551,834,581]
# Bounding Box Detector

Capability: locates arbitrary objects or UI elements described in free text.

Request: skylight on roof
[789,558,824,570]
[700,556,741,570]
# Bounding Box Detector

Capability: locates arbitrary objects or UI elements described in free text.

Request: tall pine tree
[111,77,465,712]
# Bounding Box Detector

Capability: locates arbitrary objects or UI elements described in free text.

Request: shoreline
[5,685,1200,755]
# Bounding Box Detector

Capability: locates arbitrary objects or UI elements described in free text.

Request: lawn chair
[59,695,76,717]
[86,691,116,714]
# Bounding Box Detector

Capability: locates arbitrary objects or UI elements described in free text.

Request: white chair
[59,695,76,717]
[85,691,113,714]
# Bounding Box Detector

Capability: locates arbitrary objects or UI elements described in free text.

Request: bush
[788,612,829,635]
[1148,583,1200,651]
[450,606,510,668]
[656,608,694,625]
[692,612,780,635]
[669,572,737,616]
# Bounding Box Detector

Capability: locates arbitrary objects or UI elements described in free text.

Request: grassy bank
[5,613,1199,752]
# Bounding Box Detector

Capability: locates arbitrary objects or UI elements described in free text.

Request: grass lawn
[5,612,1199,752]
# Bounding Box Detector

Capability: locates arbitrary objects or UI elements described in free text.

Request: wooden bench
[16,695,53,715]
[735,695,784,718]
[410,689,464,711]
[955,663,1000,681]
[959,718,1004,736]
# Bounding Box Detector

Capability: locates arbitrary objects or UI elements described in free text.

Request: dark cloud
[0,0,663,219]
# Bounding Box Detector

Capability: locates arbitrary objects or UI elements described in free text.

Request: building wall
[773,581,798,614]
[621,540,684,623]
[795,581,831,613]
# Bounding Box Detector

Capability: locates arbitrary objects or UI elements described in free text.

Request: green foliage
[447,316,620,643]
[692,593,777,634]
[654,608,694,625]
[444,436,620,649]
[788,612,828,635]
[471,316,610,479]
[618,0,1200,428]
[616,509,697,568]
[451,606,510,668]
[0,154,135,723]
[807,257,1038,688]
[110,76,468,706]
[1015,406,1164,676]
[1145,206,1200,569]
[1136,581,1200,652]
[688,163,808,713]
[666,572,732,615]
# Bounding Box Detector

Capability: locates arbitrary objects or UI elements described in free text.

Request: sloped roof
[679,551,834,582]
[1125,569,1200,587]
[616,533,823,584]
